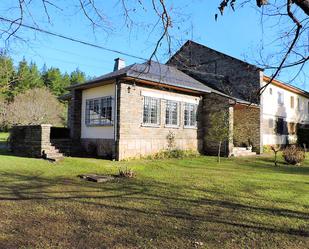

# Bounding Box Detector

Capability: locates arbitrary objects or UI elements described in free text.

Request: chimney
[113,58,125,71]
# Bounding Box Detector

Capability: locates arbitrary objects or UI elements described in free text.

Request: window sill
[141,123,161,128]
[165,125,179,129]
[86,123,113,127]
[184,126,197,129]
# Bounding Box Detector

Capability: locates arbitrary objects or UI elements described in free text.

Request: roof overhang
[264,75,309,98]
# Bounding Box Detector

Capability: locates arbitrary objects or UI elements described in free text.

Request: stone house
[65,40,309,160]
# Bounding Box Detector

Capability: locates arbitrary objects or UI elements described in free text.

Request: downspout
[114,79,118,159]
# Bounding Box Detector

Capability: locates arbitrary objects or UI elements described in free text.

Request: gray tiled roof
[69,61,213,93]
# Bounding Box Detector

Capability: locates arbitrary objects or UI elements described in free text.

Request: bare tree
[0,1,307,89]
[5,88,65,126]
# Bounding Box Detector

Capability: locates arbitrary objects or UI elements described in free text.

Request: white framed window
[85,96,113,126]
[165,100,179,126]
[297,97,301,111]
[277,91,284,105]
[143,96,160,125]
[184,103,197,127]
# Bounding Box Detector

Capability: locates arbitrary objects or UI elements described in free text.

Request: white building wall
[261,81,309,145]
[81,83,115,139]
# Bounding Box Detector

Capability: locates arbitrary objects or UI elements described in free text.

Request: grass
[0,132,8,141]
[0,145,308,248]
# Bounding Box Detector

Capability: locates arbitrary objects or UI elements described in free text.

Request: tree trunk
[218,141,222,163]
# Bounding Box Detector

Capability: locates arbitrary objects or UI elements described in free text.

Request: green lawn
[0,132,8,141]
[0,150,308,248]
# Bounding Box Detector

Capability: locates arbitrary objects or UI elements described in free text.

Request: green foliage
[42,67,70,96]
[70,68,86,85]
[208,110,230,162]
[0,53,16,98]
[147,149,200,159]
[0,54,88,100]
[282,145,305,165]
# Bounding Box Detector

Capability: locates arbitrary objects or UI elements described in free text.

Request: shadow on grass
[0,171,308,239]
[234,156,309,175]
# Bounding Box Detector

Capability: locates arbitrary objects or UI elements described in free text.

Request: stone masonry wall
[117,81,203,160]
[201,93,234,156]
[168,41,263,104]
[70,89,82,140]
[233,104,261,153]
[9,124,51,157]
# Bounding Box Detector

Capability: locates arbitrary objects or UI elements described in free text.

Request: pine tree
[70,68,86,85]
[0,53,16,99]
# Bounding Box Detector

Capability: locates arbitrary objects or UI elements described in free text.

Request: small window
[297,98,300,111]
[165,100,179,126]
[184,103,197,127]
[290,96,294,109]
[143,96,160,125]
[277,91,284,105]
[85,96,113,126]
[269,88,272,95]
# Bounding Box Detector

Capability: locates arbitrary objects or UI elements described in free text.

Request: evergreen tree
[70,68,86,85]
[14,59,44,96]
[0,53,16,99]
[42,67,69,96]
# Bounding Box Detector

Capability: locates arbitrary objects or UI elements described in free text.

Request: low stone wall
[9,124,51,157]
[81,138,115,159]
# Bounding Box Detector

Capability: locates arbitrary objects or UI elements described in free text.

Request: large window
[143,97,160,125]
[165,100,179,126]
[184,103,197,127]
[85,96,113,126]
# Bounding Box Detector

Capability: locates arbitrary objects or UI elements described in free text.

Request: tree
[0,1,307,91]
[6,88,65,126]
[70,68,86,85]
[0,53,16,99]
[0,96,8,130]
[42,67,69,96]
[13,59,44,96]
[208,111,231,163]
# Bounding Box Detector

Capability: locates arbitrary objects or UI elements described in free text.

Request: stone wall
[117,81,203,160]
[9,124,51,157]
[233,104,261,153]
[80,138,115,158]
[168,41,263,104]
[201,93,233,156]
[70,89,82,140]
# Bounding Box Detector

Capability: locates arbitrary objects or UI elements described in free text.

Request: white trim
[141,90,199,104]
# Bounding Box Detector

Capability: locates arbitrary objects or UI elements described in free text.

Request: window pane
[85,96,113,126]
[184,103,197,127]
[166,100,178,126]
[143,97,159,125]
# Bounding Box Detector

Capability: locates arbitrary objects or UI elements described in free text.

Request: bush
[148,149,200,160]
[282,145,305,165]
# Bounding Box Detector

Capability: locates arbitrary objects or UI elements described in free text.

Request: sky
[0,0,308,90]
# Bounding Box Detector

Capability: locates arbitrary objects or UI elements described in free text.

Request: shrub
[282,145,305,165]
[117,167,135,178]
[148,149,200,160]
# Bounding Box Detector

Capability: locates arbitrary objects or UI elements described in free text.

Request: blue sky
[0,0,307,90]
